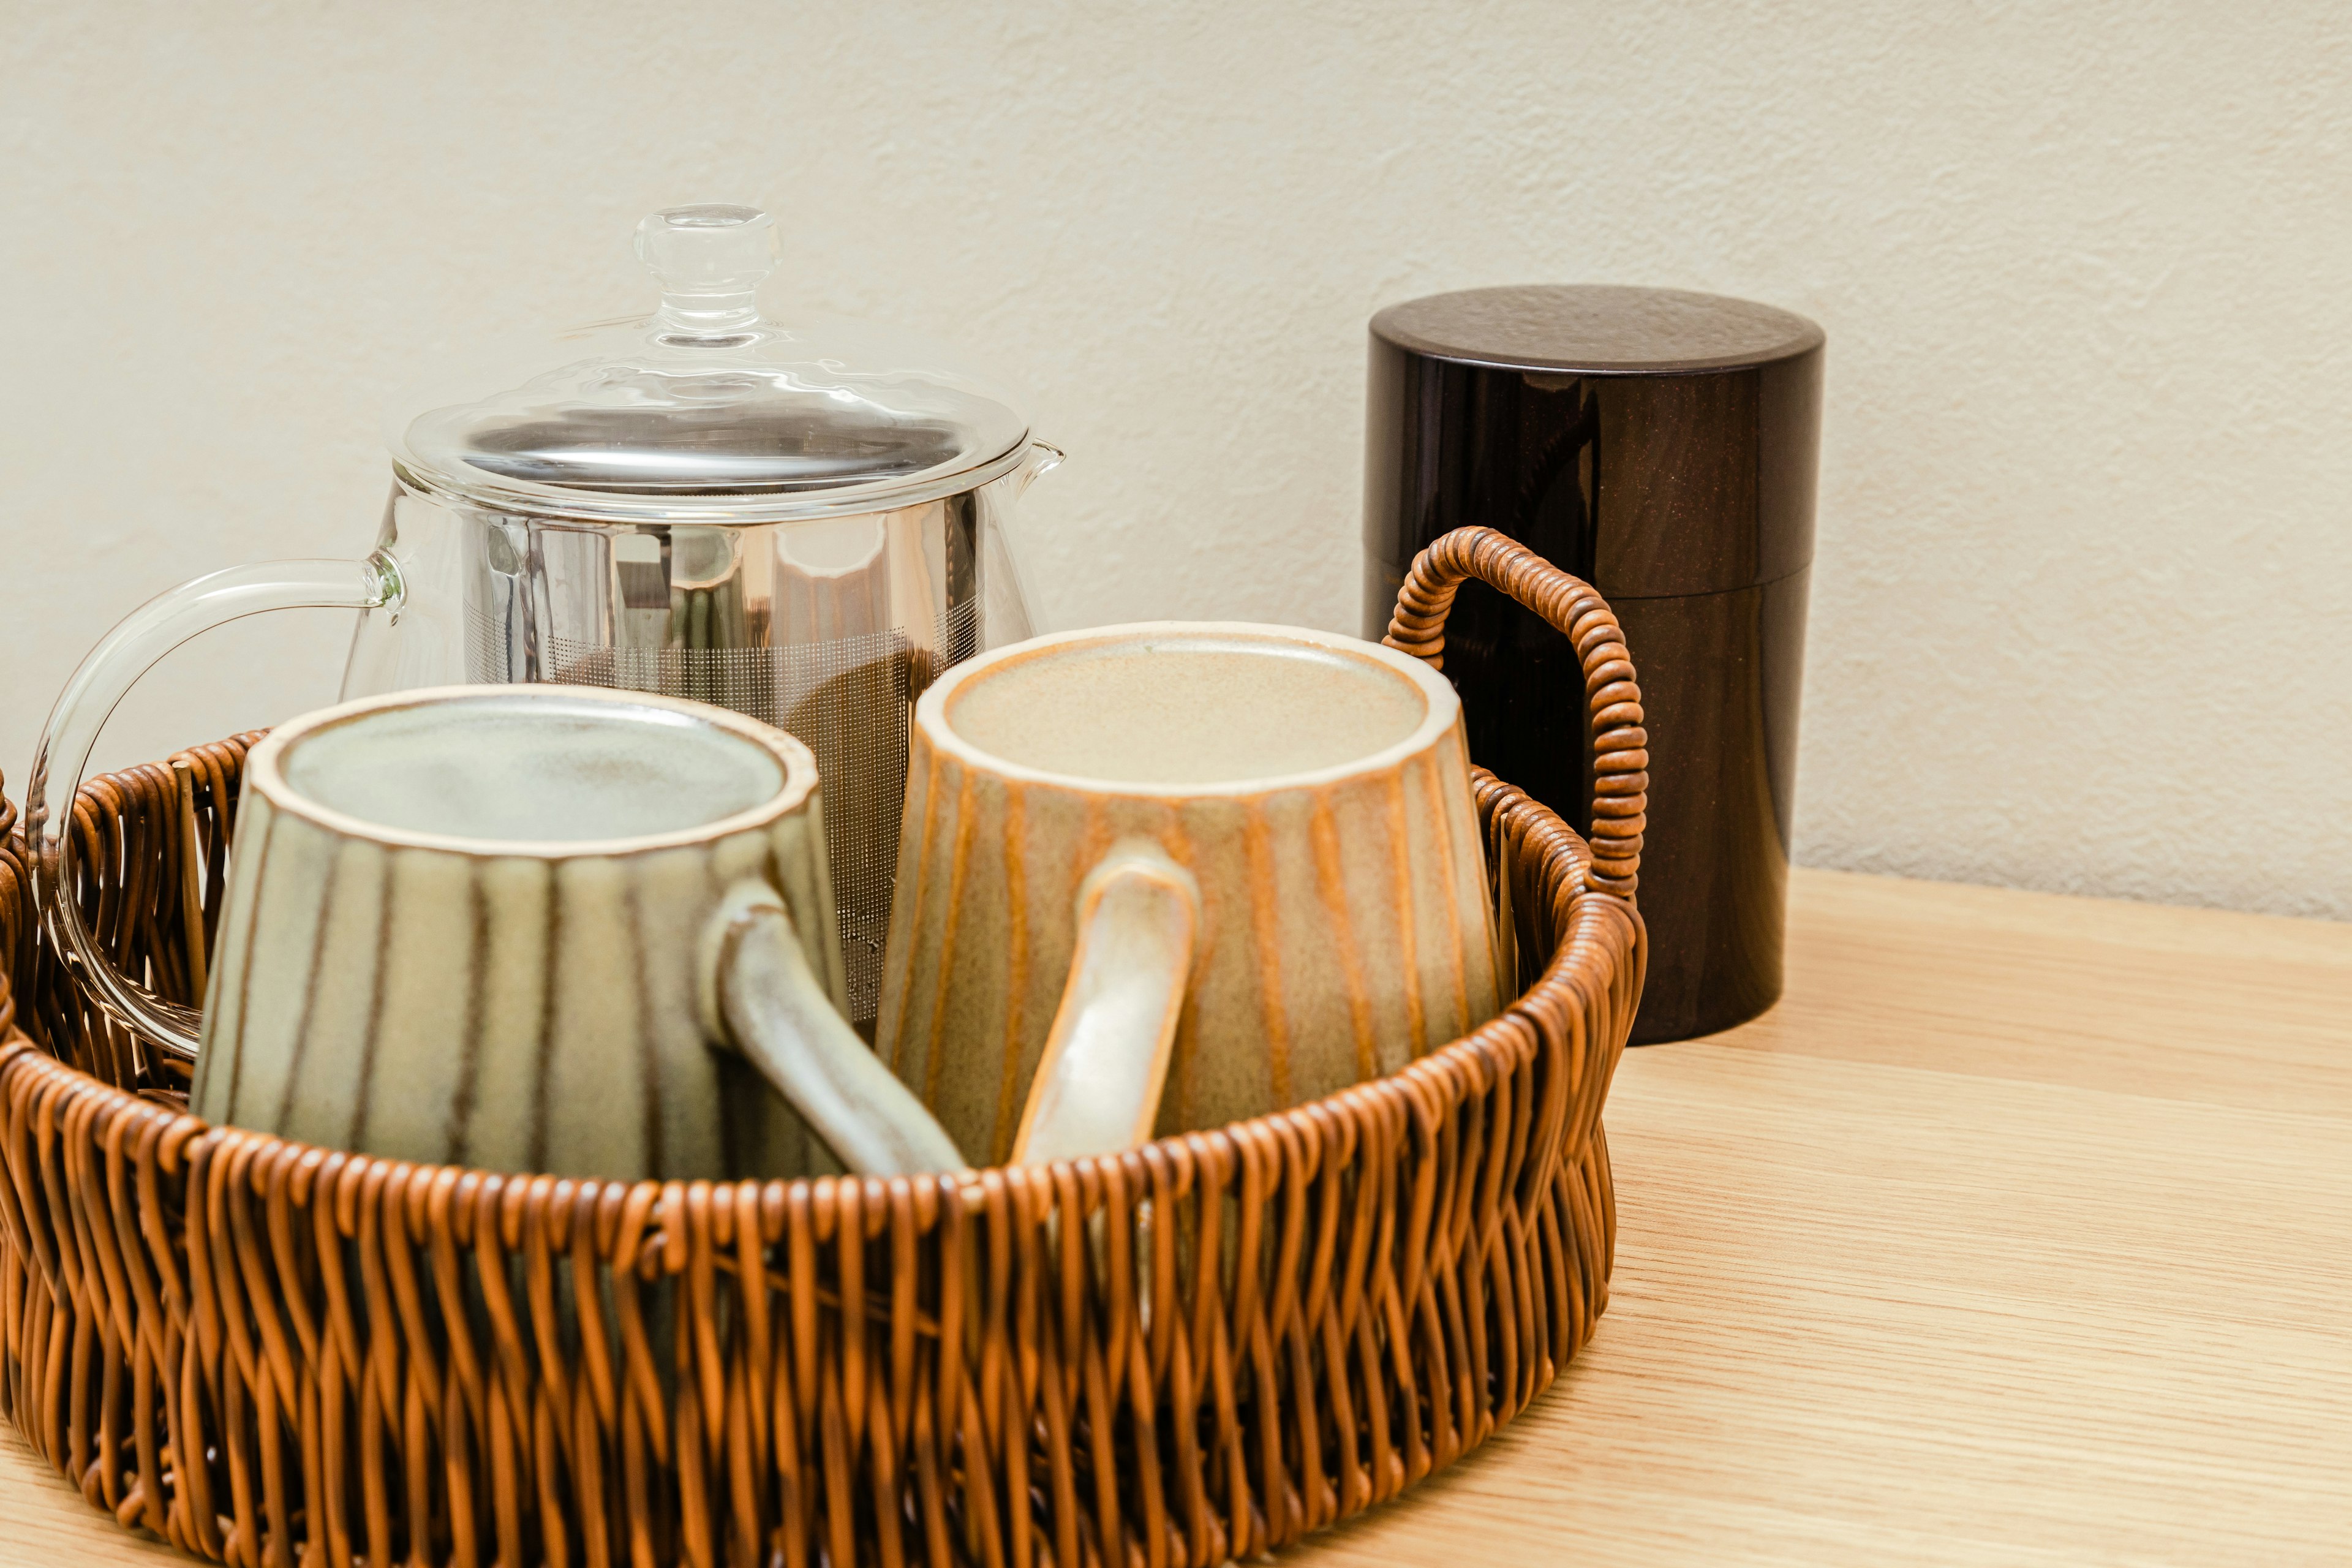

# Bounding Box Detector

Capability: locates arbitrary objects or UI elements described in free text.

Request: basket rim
[1,760,1637,1218]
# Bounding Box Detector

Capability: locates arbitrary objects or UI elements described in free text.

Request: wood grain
[1290,867,2352,1567]
[1,865,2345,1566]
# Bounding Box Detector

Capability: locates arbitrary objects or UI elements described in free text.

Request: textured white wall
[2,2,2346,918]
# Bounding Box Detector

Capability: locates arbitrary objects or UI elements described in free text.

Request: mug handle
[703,880,968,1177]
[27,555,405,1054]
[1383,526,1647,899]
[1010,840,1201,1166]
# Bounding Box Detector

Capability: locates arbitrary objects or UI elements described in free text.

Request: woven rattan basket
[0,527,1644,1568]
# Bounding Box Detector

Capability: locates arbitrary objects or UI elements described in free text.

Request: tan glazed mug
[175,684,964,1182]
[877,622,1504,1166]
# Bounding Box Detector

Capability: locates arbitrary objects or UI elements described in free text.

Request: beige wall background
[2,1,2346,919]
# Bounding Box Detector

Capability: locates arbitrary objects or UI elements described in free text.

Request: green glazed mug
[184,685,962,1182]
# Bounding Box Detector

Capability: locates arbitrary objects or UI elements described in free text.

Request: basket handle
[1383,526,1647,899]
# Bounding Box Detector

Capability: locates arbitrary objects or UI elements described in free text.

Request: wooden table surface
[1,869,2345,1566]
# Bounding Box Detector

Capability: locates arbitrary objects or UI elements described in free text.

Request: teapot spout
[1014,439,1065,497]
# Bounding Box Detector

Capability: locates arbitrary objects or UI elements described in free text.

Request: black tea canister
[1363,285,1823,1043]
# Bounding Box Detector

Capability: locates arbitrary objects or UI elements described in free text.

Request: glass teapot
[29,205,1060,1047]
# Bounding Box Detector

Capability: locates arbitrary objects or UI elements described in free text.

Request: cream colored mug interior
[943,632,1436,785]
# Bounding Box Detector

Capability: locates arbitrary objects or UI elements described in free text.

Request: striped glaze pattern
[876,628,1504,1168]
[188,695,852,1185]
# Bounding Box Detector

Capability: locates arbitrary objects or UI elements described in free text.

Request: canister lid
[393,206,1031,522]
[1371,284,1822,376]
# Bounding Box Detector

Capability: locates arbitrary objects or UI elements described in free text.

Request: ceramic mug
[183,684,963,1182]
[876,622,1505,1166]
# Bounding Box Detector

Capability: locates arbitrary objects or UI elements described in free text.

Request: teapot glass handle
[26,554,404,1057]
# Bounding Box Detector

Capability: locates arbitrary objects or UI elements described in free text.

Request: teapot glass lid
[393,206,1032,522]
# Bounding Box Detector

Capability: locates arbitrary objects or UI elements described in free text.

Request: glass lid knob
[634,204,779,342]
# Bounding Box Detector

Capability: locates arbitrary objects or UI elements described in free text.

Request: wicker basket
[0,527,1645,1568]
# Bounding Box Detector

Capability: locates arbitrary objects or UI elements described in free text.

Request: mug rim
[246,684,820,858]
[916,621,1462,798]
